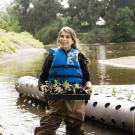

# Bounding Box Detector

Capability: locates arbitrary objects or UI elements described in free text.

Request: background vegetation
[0,0,135,45]
[0,28,43,55]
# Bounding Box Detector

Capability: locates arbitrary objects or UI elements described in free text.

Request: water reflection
[97,46,106,60]
[0,76,39,134]
[86,44,135,84]
[95,46,106,84]
[16,97,46,116]
[0,54,43,135]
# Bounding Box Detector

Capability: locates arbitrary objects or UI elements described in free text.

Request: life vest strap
[51,65,79,69]
[49,75,83,79]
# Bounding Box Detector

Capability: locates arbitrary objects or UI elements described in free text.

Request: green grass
[0,28,44,55]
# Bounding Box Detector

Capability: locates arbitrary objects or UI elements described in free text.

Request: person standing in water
[34,26,92,135]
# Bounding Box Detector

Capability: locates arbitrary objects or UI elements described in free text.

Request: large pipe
[85,93,135,132]
[15,76,44,101]
[15,76,135,132]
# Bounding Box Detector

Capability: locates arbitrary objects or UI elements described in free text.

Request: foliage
[10,0,63,33]
[35,20,62,44]
[112,7,135,42]
[41,81,89,95]
[5,0,135,43]
[0,28,43,55]
[65,0,101,31]
[63,81,71,89]
[16,32,44,48]
[112,87,116,97]
[0,29,16,54]
[127,91,133,101]
[93,0,135,26]
[0,11,21,32]
[9,0,33,32]
[79,27,112,43]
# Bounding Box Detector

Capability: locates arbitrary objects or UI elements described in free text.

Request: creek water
[0,44,135,135]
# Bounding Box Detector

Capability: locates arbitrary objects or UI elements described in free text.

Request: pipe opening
[122,121,127,128]
[24,99,27,102]
[100,118,105,122]
[93,101,98,107]
[106,95,111,97]
[117,97,124,100]
[94,93,99,95]
[91,116,96,119]
[130,106,135,111]
[105,103,110,108]
[26,84,28,87]
[115,105,121,110]
[111,119,116,124]
[28,100,31,104]
[31,84,33,88]
[19,93,23,97]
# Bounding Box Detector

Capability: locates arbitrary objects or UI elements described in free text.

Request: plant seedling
[63,81,73,94]
[112,87,116,97]
[85,86,93,94]
[74,83,84,94]
[63,81,71,89]
[40,85,49,93]
[127,90,133,101]
[51,80,60,93]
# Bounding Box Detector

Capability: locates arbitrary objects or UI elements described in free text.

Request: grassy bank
[0,28,44,55]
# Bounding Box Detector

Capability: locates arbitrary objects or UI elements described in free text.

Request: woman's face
[58,31,74,50]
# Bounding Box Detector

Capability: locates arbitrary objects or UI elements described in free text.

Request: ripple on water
[0,80,40,135]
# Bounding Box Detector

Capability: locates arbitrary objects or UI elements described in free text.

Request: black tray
[44,93,90,100]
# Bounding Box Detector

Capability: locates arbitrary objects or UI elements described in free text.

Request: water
[0,44,134,135]
[85,43,135,85]
[0,52,44,135]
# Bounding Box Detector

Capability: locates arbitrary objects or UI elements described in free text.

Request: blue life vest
[48,48,83,84]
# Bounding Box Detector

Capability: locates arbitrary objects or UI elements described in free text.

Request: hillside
[0,28,44,55]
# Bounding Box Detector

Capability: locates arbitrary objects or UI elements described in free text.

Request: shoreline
[0,48,46,64]
[82,41,135,46]
[99,56,135,69]
[0,46,135,69]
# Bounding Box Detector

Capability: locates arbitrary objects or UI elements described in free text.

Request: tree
[9,0,32,31]
[112,7,134,42]
[10,0,63,33]
[99,0,135,26]
[0,12,21,32]
[31,0,63,32]
[64,0,102,31]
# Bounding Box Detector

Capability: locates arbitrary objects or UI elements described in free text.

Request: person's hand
[85,81,92,104]
[85,81,92,87]
[85,81,92,94]
[38,85,47,92]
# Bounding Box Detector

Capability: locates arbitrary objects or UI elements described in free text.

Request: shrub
[35,20,62,45]
[0,12,21,32]
[78,27,112,43]
[111,7,134,42]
